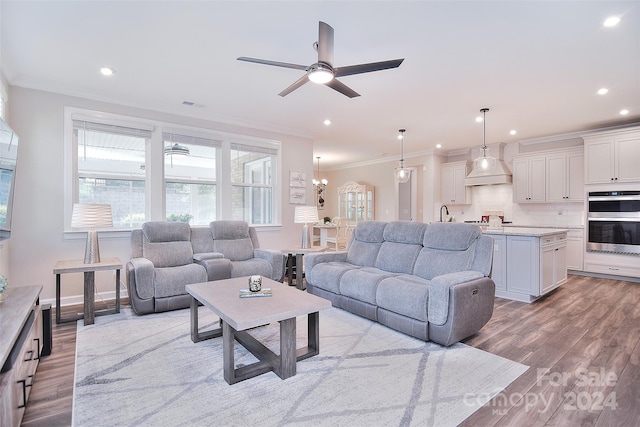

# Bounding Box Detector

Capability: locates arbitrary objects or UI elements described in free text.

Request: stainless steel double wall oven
[587,190,640,255]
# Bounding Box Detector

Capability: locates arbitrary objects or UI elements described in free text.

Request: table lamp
[71,203,113,263]
[294,205,318,249]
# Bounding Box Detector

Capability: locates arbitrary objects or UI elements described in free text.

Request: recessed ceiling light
[510,130,517,135]
[597,88,609,95]
[620,109,629,115]
[99,66,115,76]
[475,116,483,123]
[435,143,442,149]
[323,119,331,126]
[603,16,621,27]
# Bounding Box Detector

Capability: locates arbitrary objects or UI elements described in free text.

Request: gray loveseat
[304,220,495,346]
[126,220,285,315]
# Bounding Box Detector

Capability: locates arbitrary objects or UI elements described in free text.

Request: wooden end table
[53,257,121,325]
[186,277,331,385]
[281,246,328,290]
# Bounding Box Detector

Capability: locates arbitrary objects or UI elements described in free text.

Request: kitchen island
[483,227,568,303]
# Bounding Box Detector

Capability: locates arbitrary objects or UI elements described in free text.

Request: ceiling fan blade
[325,78,360,98]
[334,58,404,77]
[237,57,308,71]
[317,21,334,66]
[279,74,310,97]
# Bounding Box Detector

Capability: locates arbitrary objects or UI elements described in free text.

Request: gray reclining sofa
[304,220,495,346]
[126,220,285,315]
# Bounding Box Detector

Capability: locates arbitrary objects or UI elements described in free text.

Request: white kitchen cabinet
[486,229,568,303]
[566,229,584,271]
[584,128,640,184]
[490,235,507,291]
[513,155,546,203]
[541,234,567,295]
[440,161,471,205]
[506,235,539,294]
[546,149,584,202]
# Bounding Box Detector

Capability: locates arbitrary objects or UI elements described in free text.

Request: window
[230,143,276,224]
[164,132,219,225]
[74,120,149,228]
[66,109,281,231]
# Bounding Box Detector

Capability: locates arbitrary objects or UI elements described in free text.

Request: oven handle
[588,196,640,202]
[588,216,640,221]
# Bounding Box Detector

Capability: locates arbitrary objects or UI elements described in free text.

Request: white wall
[7,86,314,303]
[316,142,584,228]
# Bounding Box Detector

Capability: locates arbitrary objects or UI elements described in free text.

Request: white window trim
[63,106,282,236]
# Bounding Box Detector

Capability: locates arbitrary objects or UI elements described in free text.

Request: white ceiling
[1,1,639,169]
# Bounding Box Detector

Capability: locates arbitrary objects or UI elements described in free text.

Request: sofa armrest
[128,257,155,300]
[304,251,348,272]
[254,249,286,282]
[193,252,224,262]
[428,270,485,325]
[195,257,232,281]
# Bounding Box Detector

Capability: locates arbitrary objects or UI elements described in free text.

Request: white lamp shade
[71,204,113,228]
[294,206,319,224]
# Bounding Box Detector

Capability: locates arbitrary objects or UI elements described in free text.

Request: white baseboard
[41,288,129,308]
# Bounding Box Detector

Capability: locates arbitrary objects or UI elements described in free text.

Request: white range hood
[464,159,512,186]
[464,142,512,186]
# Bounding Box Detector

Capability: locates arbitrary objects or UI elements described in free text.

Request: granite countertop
[481,226,569,237]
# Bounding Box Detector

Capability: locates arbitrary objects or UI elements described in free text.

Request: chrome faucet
[440,205,449,222]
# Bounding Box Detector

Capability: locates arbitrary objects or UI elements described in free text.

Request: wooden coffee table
[186,277,331,385]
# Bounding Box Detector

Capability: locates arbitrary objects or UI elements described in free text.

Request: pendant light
[473,108,497,172]
[394,129,411,183]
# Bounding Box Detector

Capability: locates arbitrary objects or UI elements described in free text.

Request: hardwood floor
[21,275,640,426]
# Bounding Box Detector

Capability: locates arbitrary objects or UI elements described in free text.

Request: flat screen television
[0,117,18,240]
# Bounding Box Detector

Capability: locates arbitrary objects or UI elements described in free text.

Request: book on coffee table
[239,288,272,298]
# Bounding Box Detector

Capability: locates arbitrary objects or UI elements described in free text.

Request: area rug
[73,306,527,427]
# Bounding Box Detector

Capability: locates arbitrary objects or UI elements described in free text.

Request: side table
[53,257,122,325]
[281,246,328,290]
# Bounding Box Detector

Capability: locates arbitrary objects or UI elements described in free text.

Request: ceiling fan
[237,21,404,98]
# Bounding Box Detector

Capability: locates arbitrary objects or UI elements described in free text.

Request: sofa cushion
[305,261,358,294]
[346,221,387,267]
[190,227,214,254]
[154,263,207,298]
[141,222,194,268]
[413,223,481,280]
[229,259,272,278]
[383,221,427,245]
[375,221,426,273]
[423,222,481,251]
[143,221,191,242]
[376,275,430,322]
[413,244,477,281]
[210,220,254,261]
[339,267,395,305]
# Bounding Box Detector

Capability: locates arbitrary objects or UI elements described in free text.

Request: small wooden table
[53,257,121,325]
[313,224,337,246]
[281,246,328,289]
[186,277,331,385]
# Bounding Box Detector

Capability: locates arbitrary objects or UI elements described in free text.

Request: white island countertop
[481,227,568,237]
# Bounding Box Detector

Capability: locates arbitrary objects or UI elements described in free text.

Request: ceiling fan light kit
[238,21,403,98]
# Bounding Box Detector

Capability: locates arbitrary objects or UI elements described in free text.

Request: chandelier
[312,156,328,208]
